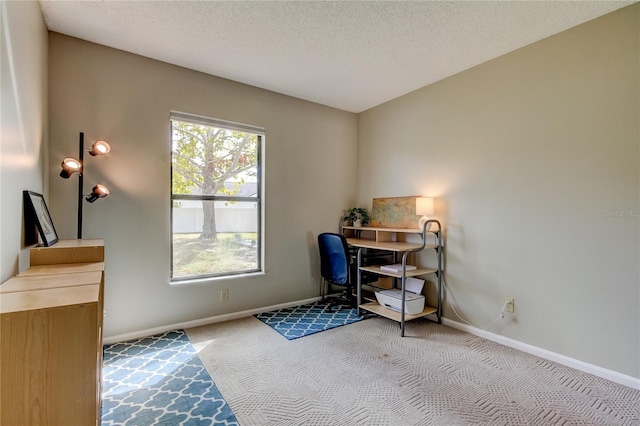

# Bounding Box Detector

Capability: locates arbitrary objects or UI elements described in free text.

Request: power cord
[442,276,473,327]
[443,276,509,330]
[482,301,509,330]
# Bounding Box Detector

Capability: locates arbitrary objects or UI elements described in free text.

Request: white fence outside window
[173,203,257,233]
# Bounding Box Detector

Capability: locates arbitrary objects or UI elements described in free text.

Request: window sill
[170,271,265,287]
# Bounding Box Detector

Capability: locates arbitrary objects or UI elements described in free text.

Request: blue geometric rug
[255,300,373,340]
[102,330,238,426]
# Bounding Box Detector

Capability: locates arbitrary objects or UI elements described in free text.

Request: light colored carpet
[186,316,639,426]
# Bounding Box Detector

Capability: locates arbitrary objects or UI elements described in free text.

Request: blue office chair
[318,233,353,311]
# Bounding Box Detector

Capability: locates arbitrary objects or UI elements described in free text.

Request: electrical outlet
[220,289,229,301]
[505,298,515,313]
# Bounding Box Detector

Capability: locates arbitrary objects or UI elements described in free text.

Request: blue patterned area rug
[255,300,373,340]
[102,330,238,426]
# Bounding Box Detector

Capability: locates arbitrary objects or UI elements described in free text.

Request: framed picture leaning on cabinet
[23,190,58,247]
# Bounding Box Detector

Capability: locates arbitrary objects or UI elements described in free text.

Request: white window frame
[170,111,265,282]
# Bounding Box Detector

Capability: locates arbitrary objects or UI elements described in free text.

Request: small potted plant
[344,207,370,227]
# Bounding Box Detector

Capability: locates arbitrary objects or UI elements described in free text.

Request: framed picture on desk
[24,190,59,247]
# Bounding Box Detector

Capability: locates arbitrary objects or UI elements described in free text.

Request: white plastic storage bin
[375,289,425,315]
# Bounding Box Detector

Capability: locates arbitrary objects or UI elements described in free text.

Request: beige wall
[0,1,48,282]
[48,33,358,337]
[358,5,639,378]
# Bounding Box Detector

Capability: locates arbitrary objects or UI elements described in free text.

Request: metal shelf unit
[343,220,443,336]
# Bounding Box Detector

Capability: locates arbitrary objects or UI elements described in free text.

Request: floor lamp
[59,132,111,239]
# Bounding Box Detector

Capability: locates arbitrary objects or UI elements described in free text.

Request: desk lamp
[416,197,434,232]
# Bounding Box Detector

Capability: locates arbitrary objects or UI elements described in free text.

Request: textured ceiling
[39,1,635,113]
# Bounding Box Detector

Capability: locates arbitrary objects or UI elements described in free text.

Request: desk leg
[400,274,406,337]
[400,252,409,337]
[356,247,363,317]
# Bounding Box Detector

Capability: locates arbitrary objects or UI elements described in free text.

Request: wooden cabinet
[29,239,105,266]
[343,223,443,336]
[0,239,104,426]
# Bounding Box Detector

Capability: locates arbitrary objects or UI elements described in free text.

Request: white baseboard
[442,317,640,391]
[103,296,321,345]
[104,299,639,390]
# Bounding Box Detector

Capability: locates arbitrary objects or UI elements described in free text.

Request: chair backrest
[317,233,350,286]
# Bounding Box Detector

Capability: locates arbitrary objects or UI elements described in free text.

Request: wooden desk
[0,239,104,426]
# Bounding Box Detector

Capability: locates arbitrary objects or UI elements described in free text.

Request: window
[170,111,263,280]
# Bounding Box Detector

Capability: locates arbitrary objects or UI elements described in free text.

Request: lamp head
[88,141,111,156]
[60,158,81,178]
[86,184,110,203]
[416,197,434,231]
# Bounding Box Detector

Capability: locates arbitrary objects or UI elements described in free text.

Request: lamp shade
[88,141,111,156]
[85,184,110,203]
[60,158,81,178]
[416,197,434,216]
[416,197,434,232]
